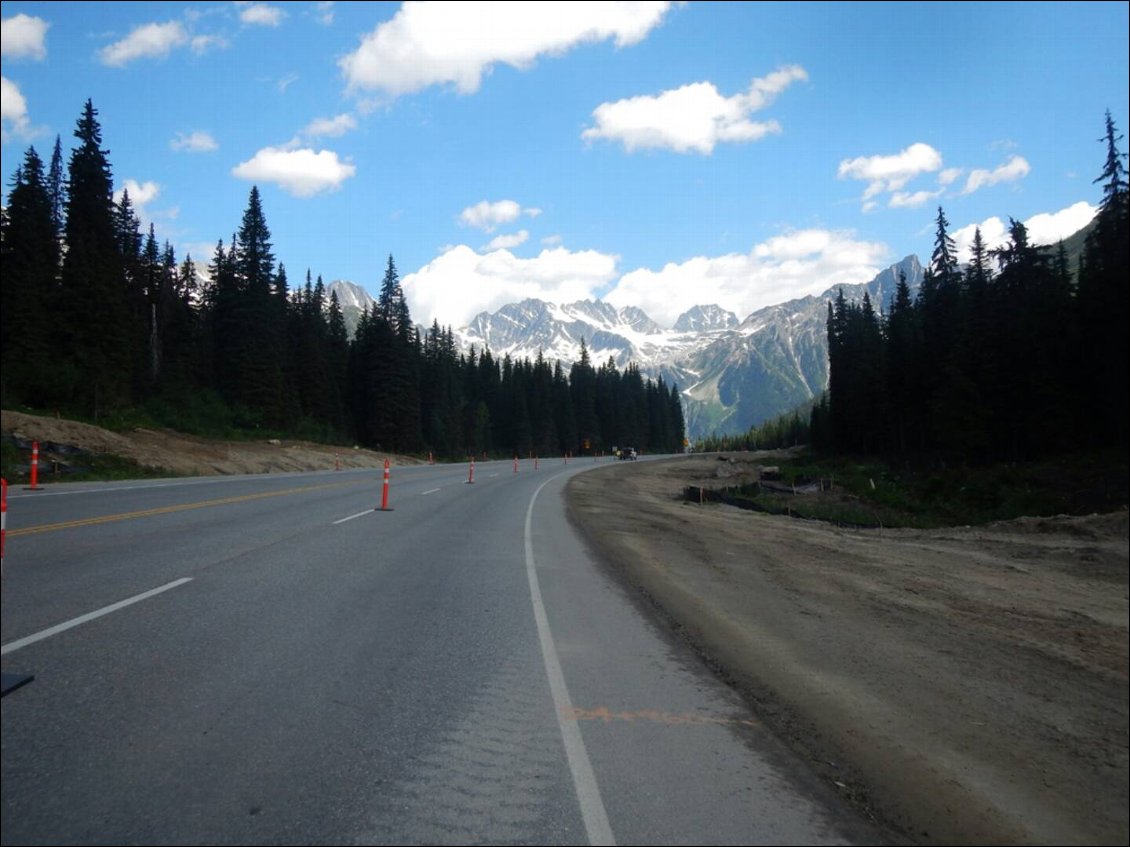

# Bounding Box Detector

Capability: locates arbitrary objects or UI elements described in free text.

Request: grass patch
[716,448,1128,528]
[1,438,176,485]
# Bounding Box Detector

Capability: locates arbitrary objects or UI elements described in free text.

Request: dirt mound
[1,410,410,477]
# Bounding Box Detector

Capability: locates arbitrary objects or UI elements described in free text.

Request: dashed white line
[333,510,373,525]
[1,578,194,655]
[422,488,441,495]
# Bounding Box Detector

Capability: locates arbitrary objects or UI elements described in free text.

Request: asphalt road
[2,459,879,845]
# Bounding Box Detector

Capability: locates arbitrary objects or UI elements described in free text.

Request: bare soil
[1,410,413,477]
[568,453,1129,846]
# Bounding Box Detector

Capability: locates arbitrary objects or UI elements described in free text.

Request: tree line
[810,112,1127,462]
[1,100,686,457]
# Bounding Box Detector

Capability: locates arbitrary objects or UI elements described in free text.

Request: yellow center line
[7,479,368,537]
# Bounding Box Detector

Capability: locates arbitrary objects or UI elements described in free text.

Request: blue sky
[2,1,1126,329]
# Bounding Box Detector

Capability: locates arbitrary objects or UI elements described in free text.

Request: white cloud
[1023,200,1096,246]
[340,1,672,96]
[277,73,299,93]
[171,130,218,152]
[240,3,285,27]
[542,234,563,246]
[113,179,165,231]
[99,21,188,67]
[114,179,161,209]
[961,155,1030,195]
[231,146,356,197]
[951,201,1097,265]
[313,2,335,26]
[301,113,356,139]
[889,189,942,209]
[485,230,529,251]
[0,75,33,142]
[191,34,228,54]
[2,13,49,60]
[459,199,540,232]
[838,142,943,206]
[583,65,807,154]
[605,229,890,327]
[403,244,620,328]
[938,167,962,186]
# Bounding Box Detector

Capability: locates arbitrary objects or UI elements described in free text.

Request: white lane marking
[1,578,194,656]
[421,488,440,495]
[333,510,373,525]
[489,473,500,478]
[525,475,616,846]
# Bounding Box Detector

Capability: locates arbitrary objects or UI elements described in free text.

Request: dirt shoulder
[1,409,413,477]
[568,453,1129,845]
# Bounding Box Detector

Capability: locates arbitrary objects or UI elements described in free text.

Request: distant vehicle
[618,447,638,460]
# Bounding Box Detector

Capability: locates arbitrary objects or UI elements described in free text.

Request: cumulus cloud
[100,21,188,66]
[961,155,1030,195]
[313,2,335,26]
[232,146,356,197]
[889,189,942,209]
[171,130,218,152]
[114,179,161,208]
[838,142,943,206]
[403,245,620,328]
[541,234,563,246]
[951,201,1097,265]
[340,1,671,96]
[938,167,962,186]
[459,199,540,232]
[240,3,285,27]
[2,13,49,60]
[0,75,33,142]
[582,65,808,154]
[301,113,357,139]
[485,230,529,251]
[605,229,890,327]
[191,34,229,54]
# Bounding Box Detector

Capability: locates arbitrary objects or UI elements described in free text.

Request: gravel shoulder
[567,453,1129,845]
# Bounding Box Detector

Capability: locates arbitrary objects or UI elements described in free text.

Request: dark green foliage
[2,100,686,459]
[816,115,1127,466]
[1,146,60,406]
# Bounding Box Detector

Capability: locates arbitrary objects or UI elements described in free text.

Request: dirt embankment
[568,454,1129,846]
[1,410,411,477]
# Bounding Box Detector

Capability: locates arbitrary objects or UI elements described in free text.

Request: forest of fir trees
[702,111,1128,464]
[1,100,686,459]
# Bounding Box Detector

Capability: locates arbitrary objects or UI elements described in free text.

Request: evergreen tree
[1,146,60,405]
[60,100,133,416]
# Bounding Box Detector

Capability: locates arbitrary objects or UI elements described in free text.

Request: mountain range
[328,255,924,439]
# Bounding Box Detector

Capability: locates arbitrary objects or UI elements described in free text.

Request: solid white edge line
[525,474,616,846]
[1,577,194,655]
[333,510,373,525]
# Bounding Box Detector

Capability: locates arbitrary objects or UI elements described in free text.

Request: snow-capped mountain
[324,257,924,438]
[326,280,376,337]
[454,255,924,438]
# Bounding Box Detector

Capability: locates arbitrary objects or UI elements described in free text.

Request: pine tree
[1078,110,1129,445]
[1,146,60,406]
[61,100,134,417]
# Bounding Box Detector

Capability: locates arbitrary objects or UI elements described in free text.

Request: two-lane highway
[2,460,879,844]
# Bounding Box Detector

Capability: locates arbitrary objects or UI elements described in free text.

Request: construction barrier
[28,441,42,490]
[379,459,391,511]
[1,477,35,696]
